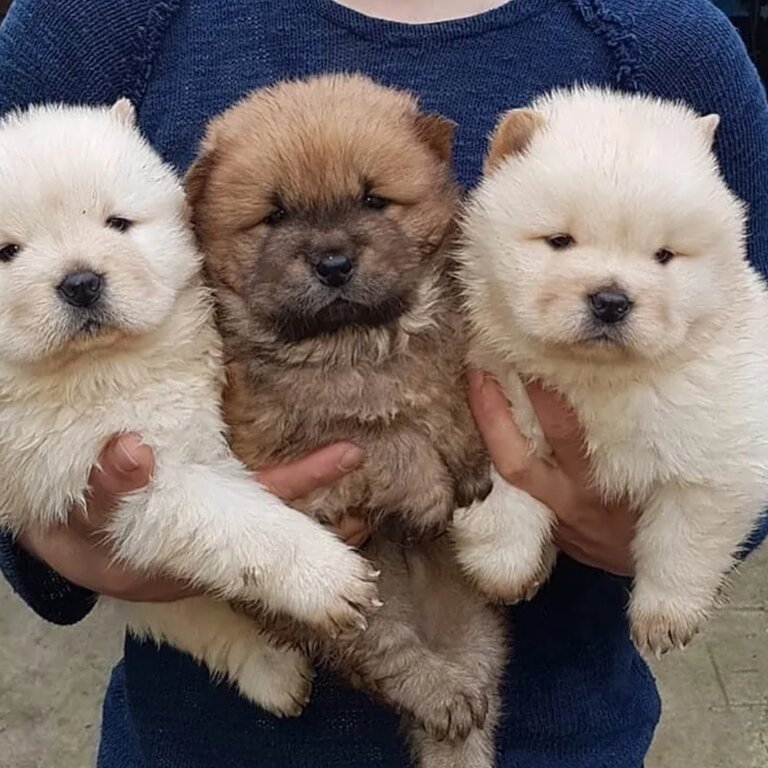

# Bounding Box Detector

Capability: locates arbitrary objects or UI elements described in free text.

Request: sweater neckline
[310,0,550,44]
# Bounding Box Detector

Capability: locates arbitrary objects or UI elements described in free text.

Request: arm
[637,0,768,554]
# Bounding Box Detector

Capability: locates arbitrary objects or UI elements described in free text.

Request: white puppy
[453,87,768,656]
[0,101,379,712]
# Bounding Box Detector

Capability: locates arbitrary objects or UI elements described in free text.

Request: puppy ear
[698,113,720,148]
[414,113,456,163]
[484,108,546,174]
[110,98,137,127]
[185,146,217,214]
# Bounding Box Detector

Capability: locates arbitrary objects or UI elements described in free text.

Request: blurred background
[0,1,765,767]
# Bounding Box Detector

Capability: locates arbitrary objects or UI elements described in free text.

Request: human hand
[19,436,366,600]
[467,371,637,577]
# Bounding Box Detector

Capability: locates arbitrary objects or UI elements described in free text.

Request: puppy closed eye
[0,244,20,263]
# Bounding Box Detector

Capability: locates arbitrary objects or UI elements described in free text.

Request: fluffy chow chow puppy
[189,74,505,768]
[0,101,379,716]
[453,87,768,656]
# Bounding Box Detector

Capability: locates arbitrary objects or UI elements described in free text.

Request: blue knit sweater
[0,1,766,766]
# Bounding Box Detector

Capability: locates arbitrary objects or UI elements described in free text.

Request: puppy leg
[125,598,313,716]
[407,548,505,768]
[630,483,759,656]
[347,616,490,743]
[108,457,379,636]
[364,432,457,536]
[409,726,497,768]
[452,469,556,603]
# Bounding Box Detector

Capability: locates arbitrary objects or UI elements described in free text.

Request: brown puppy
[188,74,506,768]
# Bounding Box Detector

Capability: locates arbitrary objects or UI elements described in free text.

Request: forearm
[0,532,96,625]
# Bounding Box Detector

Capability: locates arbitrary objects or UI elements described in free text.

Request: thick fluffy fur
[453,87,768,656]
[190,74,505,767]
[0,103,380,715]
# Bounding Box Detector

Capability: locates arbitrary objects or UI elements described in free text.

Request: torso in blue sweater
[0,1,766,766]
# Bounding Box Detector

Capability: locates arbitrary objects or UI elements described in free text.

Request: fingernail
[338,445,364,472]
[115,435,142,473]
[467,369,484,389]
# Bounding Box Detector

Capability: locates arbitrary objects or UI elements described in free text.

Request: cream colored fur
[0,102,378,713]
[453,87,768,655]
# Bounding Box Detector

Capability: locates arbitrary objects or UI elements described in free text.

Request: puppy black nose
[588,289,632,324]
[57,271,104,308]
[314,253,354,288]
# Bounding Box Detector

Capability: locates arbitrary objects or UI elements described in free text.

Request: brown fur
[189,74,505,768]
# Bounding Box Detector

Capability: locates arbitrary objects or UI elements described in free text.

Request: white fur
[453,88,768,655]
[0,103,378,711]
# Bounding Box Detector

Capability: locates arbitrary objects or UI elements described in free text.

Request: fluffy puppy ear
[414,112,457,163]
[484,108,546,174]
[185,142,217,214]
[110,98,137,127]
[698,113,720,148]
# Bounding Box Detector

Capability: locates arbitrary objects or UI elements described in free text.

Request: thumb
[467,370,556,497]
[255,442,364,502]
[88,434,154,514]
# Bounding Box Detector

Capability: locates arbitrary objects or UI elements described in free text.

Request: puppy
[453,87,768,656]
[0,101,380,715]
[189,74,506,768]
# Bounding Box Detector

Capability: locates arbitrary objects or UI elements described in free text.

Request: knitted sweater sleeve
[0,0,169,624]
[630,0,768,553]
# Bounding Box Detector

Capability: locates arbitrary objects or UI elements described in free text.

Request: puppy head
[0,101,198,367]
[461,87,746,365]
[188,74,458,355]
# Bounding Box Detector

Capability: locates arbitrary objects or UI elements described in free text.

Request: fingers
[85,434,155,522]
[255,442,364,501]
[467,371,558,501]
[525,382,590,482]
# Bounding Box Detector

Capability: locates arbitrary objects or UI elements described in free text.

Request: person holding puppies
[1,0,766,767]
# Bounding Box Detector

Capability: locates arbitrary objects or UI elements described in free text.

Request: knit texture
[0,0,766,766]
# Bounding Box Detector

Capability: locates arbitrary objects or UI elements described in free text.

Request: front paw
[404,486,456,539]
[411,677,489,743]
[276,536,381,638]
[453,469,493,509]
[452,498,556,604]
[629,595,711,657]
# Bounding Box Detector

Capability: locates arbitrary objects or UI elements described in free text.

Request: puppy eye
[546,234,575,250]
[106,216,134,233]
[654,248,675,265]
[0,244,20,263]
[363,194,389,211]
[264,206,287,226]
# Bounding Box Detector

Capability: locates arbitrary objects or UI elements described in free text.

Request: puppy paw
[413,680,489,743]
[453,468,493,509]
[236,645,314,717]
[629,596,710,658]
[274,536,381,638]
[452,497,556,604]
[404,488,456,539]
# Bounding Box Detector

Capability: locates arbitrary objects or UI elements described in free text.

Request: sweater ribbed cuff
[0,532,96,626]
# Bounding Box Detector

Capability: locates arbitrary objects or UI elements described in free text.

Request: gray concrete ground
[1,549,766,768]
